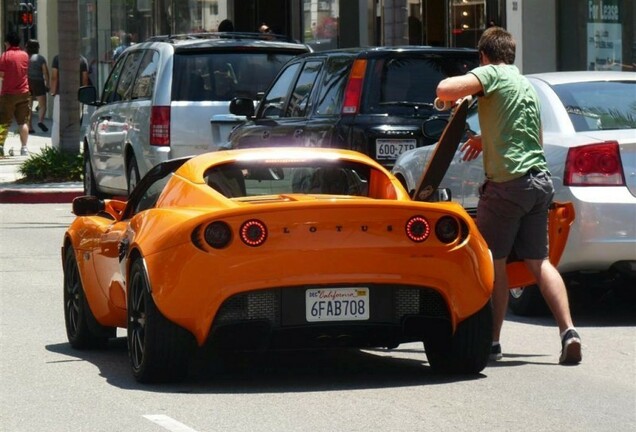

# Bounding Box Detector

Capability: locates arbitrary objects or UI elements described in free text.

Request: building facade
[2,0,635,94]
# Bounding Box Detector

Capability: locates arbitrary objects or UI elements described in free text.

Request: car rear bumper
[556,186,636,274]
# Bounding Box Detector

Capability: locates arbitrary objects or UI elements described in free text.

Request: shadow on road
[45,340,487,393]
[506,277,636,328]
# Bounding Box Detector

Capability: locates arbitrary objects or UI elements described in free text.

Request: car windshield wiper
[379,101,435,109]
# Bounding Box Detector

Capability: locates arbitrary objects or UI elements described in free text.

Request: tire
[63,245,115,349]
[425,302,492,374]
[127,259,194,383]
[83,146,100,197]
[509,285,549,316]
[126,154,140,196]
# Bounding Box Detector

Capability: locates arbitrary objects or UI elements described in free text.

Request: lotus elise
[62,142,503,381]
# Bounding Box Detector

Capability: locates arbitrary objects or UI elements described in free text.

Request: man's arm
[436,73,483,102]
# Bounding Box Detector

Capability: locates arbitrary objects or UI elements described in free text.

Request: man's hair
[26,39,40,55]
[5,31,21,47]
[477,26,516,64]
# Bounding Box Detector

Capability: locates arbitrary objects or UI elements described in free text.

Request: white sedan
[392,71,636,315]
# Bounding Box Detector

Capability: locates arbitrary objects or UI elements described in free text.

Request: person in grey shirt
[26,39,49,132]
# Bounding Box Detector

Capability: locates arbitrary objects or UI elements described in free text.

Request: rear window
[204,161,373,197]
[552,80,636,131]
[362,55,478,116]
[172,52,300,102]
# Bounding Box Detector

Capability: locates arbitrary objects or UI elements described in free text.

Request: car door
[231,60,325,149]
[92,50,145,192]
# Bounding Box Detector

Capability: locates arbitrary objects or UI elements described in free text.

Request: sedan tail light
[150,106,170,146]
[564,141,625,186]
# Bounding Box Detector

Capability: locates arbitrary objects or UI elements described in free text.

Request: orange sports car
[63,145,574,383]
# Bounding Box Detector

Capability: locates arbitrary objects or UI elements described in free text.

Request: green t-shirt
[470,64,547,182]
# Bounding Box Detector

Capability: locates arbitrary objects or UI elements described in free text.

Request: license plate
[376,139,417,160]
[306,288,369,322]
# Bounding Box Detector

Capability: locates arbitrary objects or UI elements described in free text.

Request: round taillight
[405,216,430,242]
[240,219,267,247]
[435,216,459,244]
[204,221,232,249]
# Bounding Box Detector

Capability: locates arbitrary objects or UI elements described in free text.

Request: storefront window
[586,0,623,70]
[449,0,485,48]
[303,0,339,51]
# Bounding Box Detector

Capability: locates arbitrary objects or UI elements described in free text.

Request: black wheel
[63,245,115,349]
[126,154,140,196]
[425,301,492,374]
[127,259,194,383]
[83,146,100,197]
[509,285,549,316]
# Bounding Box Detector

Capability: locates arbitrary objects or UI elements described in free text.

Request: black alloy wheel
[127,259,194,383]
[126,154,140,196]
[424,301,493,374]
[83,147,99,197]
[63,245,114,348]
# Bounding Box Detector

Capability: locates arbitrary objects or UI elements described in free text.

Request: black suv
[228,46,478,167]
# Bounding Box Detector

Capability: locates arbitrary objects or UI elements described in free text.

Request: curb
[0,188,83,204]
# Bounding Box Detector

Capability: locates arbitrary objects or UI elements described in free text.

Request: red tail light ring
[405,215,431,243]
[240,219,268,247]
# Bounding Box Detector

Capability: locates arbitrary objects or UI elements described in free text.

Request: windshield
[173,52,299,101]
[552,80,636,131]
[204,161,374,198]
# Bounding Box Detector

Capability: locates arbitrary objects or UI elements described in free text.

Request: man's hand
[460,134,482,161]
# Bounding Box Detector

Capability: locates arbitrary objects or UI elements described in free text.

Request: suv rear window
[172,52,301,102]
[362,56,478,116]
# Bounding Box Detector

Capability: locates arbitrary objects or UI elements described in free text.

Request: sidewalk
[0,118,83,204]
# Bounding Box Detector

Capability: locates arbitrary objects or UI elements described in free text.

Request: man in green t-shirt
[435,27,581,365]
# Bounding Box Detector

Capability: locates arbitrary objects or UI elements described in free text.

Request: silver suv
[79,33,310,196]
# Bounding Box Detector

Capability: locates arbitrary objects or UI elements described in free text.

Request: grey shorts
[476,170,554,260]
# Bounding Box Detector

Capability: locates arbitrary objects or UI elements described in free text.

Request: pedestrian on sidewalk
[26,39,50,134]
[435,26,582,365]
[50,54,89,148]
[0,31,31,156]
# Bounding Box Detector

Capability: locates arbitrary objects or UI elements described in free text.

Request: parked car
[392,71,636,314]
[227,46,479,169]
[78,32,311,197]
[62,146,497,382]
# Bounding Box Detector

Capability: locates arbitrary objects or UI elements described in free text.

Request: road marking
[143,415,200,432]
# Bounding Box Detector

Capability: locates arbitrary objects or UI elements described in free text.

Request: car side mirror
[422,117,448,140]
[78,86,99,106]
[72,195,104,216]
[230,97,255,118]
[411,187,452,202]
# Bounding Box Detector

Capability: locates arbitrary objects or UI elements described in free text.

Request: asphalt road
[1,204,634,432]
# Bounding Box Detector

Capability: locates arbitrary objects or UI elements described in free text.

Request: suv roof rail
[146,32,300,44]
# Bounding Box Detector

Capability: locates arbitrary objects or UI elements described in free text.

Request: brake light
[240,219,268,247]
[564,141,625,186]
[342,59,367,114]
[405,215,430,243]
[150,106,170,146]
